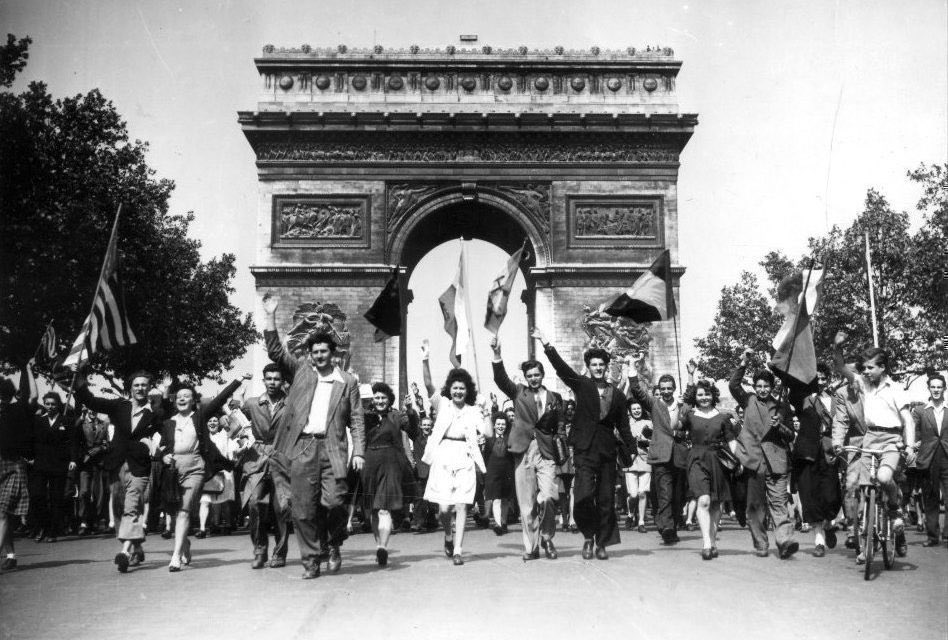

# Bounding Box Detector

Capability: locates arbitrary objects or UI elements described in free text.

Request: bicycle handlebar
[840,444,903,456]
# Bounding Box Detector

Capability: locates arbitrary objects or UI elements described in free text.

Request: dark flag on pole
[363,270,402,342]
[601,249,676,322]
[63,207,137,369]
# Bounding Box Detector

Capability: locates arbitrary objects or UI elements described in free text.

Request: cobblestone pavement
[1,520,945,640]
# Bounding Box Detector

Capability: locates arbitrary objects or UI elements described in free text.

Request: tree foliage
[0,35,256,382]
[695,171,948,378]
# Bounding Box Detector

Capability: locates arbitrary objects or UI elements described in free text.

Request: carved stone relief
[285,302,353,370]
[575,205,657,237]
[272,196,370,247]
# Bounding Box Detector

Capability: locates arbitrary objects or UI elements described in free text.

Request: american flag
[63,209,137,368]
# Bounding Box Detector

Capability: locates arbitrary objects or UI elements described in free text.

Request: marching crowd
[0,297,945,577]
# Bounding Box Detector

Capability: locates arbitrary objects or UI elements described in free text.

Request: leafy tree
[693,271,781,380]
[695,181,948,377]
[0,36,256,382]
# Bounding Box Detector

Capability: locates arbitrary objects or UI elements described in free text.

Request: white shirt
[665,399,681,429]
[304,368,344,435]
[130,403,148,430]
[172,412,199,454]
[861,376,909,430]
[926,400,945,436]
[532,388,546,415]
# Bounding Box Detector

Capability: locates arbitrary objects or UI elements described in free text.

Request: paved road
[1,520,945,640]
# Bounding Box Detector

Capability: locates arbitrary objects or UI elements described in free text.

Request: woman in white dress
[419,341,490,566]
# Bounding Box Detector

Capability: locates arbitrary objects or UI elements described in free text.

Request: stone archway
[241,44,697,396]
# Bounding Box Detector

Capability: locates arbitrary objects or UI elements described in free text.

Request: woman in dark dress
[362,382,420,567]
[483,413,514,535]
[681,379,736,560]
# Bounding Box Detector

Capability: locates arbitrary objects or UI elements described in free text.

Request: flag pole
[865,232,880,348]
[461,238,481,391]
[65,204,124,406]
[31,320,55,364]
[672,312,683,392]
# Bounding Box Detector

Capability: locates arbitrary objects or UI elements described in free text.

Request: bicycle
[841,445,901,580]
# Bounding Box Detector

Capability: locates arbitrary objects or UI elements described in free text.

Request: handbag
[713,441,740,472]
[202,473,225,494]
[552,434,569,467]
[615,436,633,468]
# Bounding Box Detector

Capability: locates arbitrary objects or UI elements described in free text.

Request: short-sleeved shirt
[860,377,909,430]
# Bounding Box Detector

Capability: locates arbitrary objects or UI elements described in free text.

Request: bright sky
[5,0,947,394]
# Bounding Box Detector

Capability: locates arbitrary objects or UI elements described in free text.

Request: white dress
[423,395,489,505]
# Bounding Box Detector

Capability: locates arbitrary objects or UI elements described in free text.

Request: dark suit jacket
[32,412,77,475]
[157,380,241,477]
[241,392,286,446]
[729,365,793,474]
[74,386,158,476]
[628,376,688,468]
[264,330,365,478]
[543,344,633,457]
[492,360,565,460]
[912,404,948,470]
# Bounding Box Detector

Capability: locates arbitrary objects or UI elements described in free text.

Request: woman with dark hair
[362,381,420,567]
[419,341,490,565]
[158,376,246,572]
[681,379,735,560]
[483,412,514,535]
[623,399,653,533]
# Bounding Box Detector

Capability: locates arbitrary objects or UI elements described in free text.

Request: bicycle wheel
[863,488,875,581]
[881,505,895,570]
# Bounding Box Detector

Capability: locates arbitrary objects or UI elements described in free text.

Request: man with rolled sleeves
[262,294,365,580]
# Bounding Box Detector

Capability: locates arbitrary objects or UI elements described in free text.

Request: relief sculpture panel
[567,196,664,249]
[272,195,370,248]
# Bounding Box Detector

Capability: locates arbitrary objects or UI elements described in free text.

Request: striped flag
[484,240,527,335]
[770,265,824,388]
[600,249,677,322]
[63,209,137,368]
[438,241,472,368]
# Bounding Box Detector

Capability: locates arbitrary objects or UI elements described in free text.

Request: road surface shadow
[7,559,98,572]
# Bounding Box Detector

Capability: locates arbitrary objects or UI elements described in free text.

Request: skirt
[792,457,842,523]
[201,470,235,505]
[424,440,476,506]
[0,459,29,518]
[362,446,405,512]
[687,446,731,502]
[173,453,205,514]
[483,454,514,501]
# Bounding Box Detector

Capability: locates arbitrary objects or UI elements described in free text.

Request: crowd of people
[0,301,945,578]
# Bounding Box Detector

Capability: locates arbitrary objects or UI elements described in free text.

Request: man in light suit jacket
[729,349,799,559]
[490,336,565,561]
[831,379,868,550]
[912,373,948,547]
[627,355,688,545]
[240,362,291,569]
[263,295,365,580]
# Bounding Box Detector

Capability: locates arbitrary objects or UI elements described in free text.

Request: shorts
[623,470,652,496]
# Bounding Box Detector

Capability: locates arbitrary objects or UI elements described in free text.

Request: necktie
[536,393,543,416]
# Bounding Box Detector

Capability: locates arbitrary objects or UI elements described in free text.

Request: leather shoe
[33,530,45,543]
[268,556,286,568]
[778,541,799,560]
[444,538,454,558]
[452,554,464,566]
[636,525,647,534]
[895,532,907,558]
[195,529,207,539]
[129,548,144,567]
[541,539,558,560]
[812,544,826,558]
[595,546,609,560]
[522,547,540,562]
[493,524,505,536]
[44,536,57,543]
[710,547,719,558]
[921,538,941,547]
[701,548,713,561]
[376,547,388,567]
[251,554,267,569]
[844,534,856,550]
[755,548,769,558]
[0,557,16,572]
[160,529,173,540]
[302,563,320,579]
[581,539,594,560]
[327,546,342,573]
[114,552,130,573]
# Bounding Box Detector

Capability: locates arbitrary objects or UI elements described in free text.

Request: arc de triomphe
[239,44,697,392]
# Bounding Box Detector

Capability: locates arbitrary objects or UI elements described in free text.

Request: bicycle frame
[842,445,898,580]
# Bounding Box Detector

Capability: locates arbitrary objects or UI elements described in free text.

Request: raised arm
[20,362,38,407]
[728,350,753,408]
[626,353,656,412]
[489,336,519,400]
[262,294,300,377]
[202,373,252,419]
[533,327,582,389]
[830,331,856,388]
[400,405,421,441]
[831,387,850,452]
[420,339,436,398]
[73,372,123,416]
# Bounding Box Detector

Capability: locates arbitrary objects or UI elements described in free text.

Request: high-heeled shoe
[168,556,182,572]
[181,539,192,566]
[710,547,719,559]
[701,548,713,561]
[444,538,454,558]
